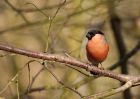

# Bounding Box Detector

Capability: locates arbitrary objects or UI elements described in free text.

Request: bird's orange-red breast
[86,30,109,66]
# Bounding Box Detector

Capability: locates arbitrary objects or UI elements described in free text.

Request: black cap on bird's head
[86,30,104,40]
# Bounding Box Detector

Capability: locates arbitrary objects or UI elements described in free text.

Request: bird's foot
[98,63,104,70]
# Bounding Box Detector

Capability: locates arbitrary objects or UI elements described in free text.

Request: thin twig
[16,74,20,99]
[23,60,44,94]
[5,0,30,23]
[27,67,44,93]
[45,0,66,52]
[44,65,83,97]
[64,53,92,77]
[0,2,105,34]
[26,86,46,93]
[66,64,91,77]
[26,3,49,18]
[0,74,18,94]
[7,1,71,13]
[0,59,42,95]
[72,77,98,90]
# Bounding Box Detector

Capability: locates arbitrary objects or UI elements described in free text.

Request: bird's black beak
[86,33,92,40]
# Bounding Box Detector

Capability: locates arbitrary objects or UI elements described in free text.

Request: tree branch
[108,40,140,70]
[0,42,139,83]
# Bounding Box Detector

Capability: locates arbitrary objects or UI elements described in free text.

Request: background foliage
[0,0,140,99]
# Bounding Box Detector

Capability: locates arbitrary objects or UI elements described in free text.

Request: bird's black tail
[90,62,99,75]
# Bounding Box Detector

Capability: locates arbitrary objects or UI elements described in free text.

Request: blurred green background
[0,0,140,99]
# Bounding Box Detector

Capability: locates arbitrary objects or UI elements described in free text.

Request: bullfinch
[86,30,109,74]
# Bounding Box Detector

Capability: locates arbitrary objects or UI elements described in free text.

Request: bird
[86,30,109,74]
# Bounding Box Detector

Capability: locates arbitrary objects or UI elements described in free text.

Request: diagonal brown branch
[82,76,140,99]
[108,40,140,70]
[0,42,139,83]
